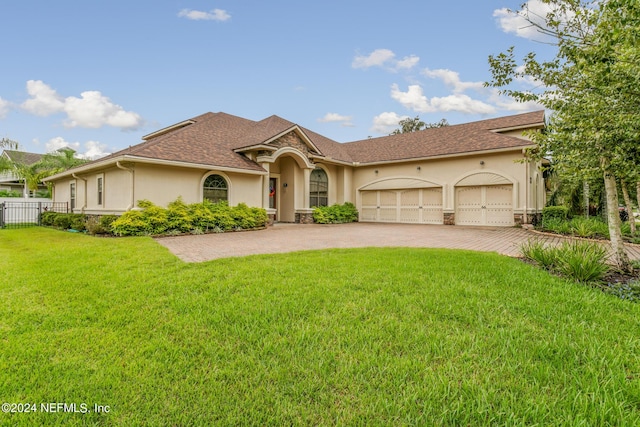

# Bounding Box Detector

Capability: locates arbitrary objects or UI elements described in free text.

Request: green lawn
[1,228,639,426]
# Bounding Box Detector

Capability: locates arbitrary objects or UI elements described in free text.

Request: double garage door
[456,185,513,226]
[360,188,443,224]
[360,184,513,226]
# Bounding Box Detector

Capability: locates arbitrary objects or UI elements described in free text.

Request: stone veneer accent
[443,212,455,225]
[272,131,317,156]
[295,212,314,224]
[513,214,524,226]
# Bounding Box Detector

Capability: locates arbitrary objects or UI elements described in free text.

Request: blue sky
[0,0,554,158]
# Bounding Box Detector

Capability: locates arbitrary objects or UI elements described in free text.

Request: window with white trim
[310,168,328,207]
[203,174,228,203]
[97,175,104,206]
[70,182,76,210]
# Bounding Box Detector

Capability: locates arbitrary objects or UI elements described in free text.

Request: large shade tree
[390,116,449,135]
[486,0,639,272]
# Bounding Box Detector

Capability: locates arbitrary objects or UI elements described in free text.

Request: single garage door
[456,185,513,226]
[360,188,443,224]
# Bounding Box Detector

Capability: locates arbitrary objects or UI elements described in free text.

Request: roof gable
[2,150,43,165]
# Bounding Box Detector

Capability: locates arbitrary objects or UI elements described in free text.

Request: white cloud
[390,84,496,115]
[396,55,420,70]
[45,137,110,160]
[430,94,496,114]
[20,81,143,130]
[352,49,396,69]
[318,112,354,127]
[0,97,10,118]
[178,8,231,21]
[488,89,544,112]
[352,49,419,71]
[45,137,80,153]
[80,140,111,160]
[371,112,409,134]
[493,0,574,41]
[21,80,65,116]
[390,84,433,112]
[422,68,484,93]
[64,91,142,129]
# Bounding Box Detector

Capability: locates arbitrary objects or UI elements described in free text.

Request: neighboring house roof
[44,110,545,180]
[2,150,43,165]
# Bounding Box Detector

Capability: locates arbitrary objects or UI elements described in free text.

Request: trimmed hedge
[312,202,358,224]
[543,206,570,222]
[111,199,268,236]
[39,198,268,236]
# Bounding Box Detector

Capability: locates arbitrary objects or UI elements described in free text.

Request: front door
[269,177,277,220]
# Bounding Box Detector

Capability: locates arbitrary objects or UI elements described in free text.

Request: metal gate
[0,201,69,229]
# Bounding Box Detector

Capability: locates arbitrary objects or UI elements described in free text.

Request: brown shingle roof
[100,112,265,172]
[51,110,544,178]
[344,110,545,163]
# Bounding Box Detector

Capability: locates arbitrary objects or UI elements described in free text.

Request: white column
[303,167,311,209]
[260,162,270,209]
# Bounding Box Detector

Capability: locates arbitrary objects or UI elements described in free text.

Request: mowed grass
[1,228,639,426]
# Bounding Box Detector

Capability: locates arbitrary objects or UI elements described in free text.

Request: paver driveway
[155,222,640,263]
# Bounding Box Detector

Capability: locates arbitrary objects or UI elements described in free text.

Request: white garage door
[360,188,443,224]
[456,185,513,226]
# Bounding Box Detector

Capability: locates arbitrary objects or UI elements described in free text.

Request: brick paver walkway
[155,222,640,263]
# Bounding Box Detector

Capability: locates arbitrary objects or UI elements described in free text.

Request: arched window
[310,168,328,207]
[203,174,228,203]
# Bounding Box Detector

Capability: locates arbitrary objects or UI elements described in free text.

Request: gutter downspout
[116,161,135,211]
[523,149,529,225]
[72,173,87,213]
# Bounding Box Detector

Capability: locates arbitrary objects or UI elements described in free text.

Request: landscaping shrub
[520,239,558,270]
[202,200,235,232]
[542,206,569,228]
[520,239,609,284]
[53,213,73,230]
[570,217,609,239]
[110,199,267,236]
[111,210,150,236]
[40,211,58,226]
[69,214,88,232]
[85,215,118,235]
[313,202,358,224]
[167,198,194,232]
[231,203,258,229]
[555,241,609,283]
[0,189,21,197]
[541,217,572,235]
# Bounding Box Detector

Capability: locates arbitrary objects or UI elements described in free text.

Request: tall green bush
[110,199,267,236]
[542,206,569,228]
[312,202,358,224]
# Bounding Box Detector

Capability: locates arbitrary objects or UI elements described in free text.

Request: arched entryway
[258,147,315,223]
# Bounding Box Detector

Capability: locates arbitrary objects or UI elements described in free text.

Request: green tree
[0,138,18,150]
[486,0,639,272]
[390,116,449,135]
[39,148,86,174]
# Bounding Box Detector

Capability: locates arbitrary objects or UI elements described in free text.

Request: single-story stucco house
[44,110,547,226]
[0,150,47,197]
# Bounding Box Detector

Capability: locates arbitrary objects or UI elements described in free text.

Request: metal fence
[0,201,69,229]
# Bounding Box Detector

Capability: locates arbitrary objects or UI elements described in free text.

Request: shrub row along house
[44,110,547,226]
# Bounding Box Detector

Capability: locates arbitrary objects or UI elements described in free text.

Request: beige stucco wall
[352,150,544,215]
[51,163,264,214]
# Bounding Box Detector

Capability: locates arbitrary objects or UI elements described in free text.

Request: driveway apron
[155,222,640,263]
